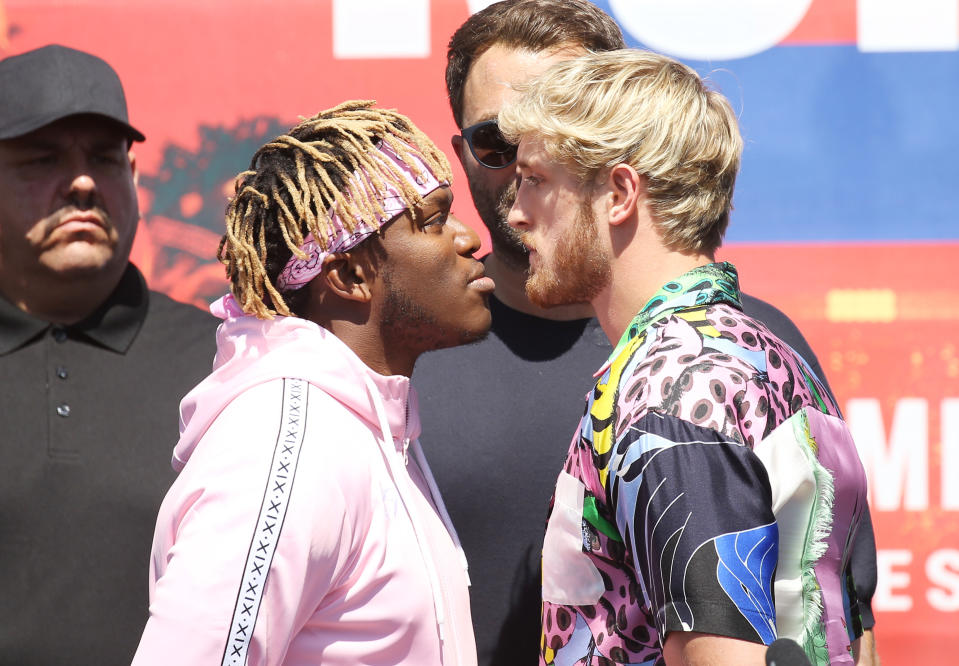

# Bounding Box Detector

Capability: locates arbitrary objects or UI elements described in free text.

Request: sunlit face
[0,116,138,301]
[375,186,494,355]
[454,43,586,269]
[507,138,610,308]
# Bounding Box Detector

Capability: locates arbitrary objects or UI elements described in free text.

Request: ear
[129,149,139,187]
[451,134,466,169]
[606,163,642,227]
[320,252,373,303]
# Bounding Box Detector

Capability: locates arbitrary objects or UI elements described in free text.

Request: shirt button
[52,327,67,343]
[56,366,68,379]
[56,404,71,417]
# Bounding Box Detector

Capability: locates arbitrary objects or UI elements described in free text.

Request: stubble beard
[379,269,488,356]
[469,175,528,271]
[524,199,611,309]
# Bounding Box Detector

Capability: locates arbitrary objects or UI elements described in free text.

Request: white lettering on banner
[329,1,959,60]
[332,0,430,59]
[875,549,913,611]
[858,0,959,53]
[608,0,813,60]
[467,0,499,12]
[875,549,959,613]
[944,399,959,510]
[927,549,959,612]
[848,398,929,511]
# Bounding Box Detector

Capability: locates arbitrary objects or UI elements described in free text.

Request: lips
[56,211,106,230]
[467,263,496,293]
[519,231,536,254]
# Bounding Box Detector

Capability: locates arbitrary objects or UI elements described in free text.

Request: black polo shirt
[0,264,219,665]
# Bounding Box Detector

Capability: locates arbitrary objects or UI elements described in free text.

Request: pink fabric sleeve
[132,380,359,665]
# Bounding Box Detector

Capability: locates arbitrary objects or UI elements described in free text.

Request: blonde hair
[499,49,742,254]
[218,100,452,318]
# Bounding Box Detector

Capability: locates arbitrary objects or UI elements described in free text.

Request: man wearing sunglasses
[413,2,879,665]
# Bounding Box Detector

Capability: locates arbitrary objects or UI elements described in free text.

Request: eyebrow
[467,113,498,127]
[407,187,453,219]
[9,137,126,153]
[427,185,453,207]
[7,137,58,152]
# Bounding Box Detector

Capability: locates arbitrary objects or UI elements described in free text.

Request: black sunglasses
[460,119,517,169]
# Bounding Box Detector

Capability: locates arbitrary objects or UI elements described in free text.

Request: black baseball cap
[0,44,145,142]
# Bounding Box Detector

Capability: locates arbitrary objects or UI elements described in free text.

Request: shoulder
[740,293,806,351]
[739,292,832,395]
[176,378,379,535]
[139,291,218,363]
[613,305,806,445]
[195,379,377,469]
[146,290,219,332]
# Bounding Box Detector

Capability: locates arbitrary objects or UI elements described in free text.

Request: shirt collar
[0,293,48,354]
[0,263,148,355]
[597,261,742,376]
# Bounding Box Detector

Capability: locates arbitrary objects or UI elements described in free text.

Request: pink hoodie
[133,295,476,665]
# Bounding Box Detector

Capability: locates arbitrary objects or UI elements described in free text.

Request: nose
[506,195,528,231]
[449,214,482,256]
[61,158,99,208]
[70,173,97,197]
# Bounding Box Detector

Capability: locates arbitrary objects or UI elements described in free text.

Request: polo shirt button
[56,404,71,417]
[56,366,68,379]
[52,327,67,343]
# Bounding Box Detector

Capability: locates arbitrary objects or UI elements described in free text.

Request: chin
[526,276,572,309]
[42,243,120,274]
[44,257,120,280]
[463,310,493,344]
[433,309,492,352]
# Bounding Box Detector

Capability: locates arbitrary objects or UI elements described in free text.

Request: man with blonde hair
[503,50,868,666]
[416,3,878,664]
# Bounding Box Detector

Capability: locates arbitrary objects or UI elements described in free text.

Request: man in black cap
[0,45,217,664]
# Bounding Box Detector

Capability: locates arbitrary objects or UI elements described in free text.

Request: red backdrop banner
[2,1,956,661]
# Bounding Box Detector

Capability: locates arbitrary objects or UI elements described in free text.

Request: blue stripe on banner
[596,35,959,242]
[221,378,309,666]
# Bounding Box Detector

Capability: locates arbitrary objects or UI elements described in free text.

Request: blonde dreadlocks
[219,100,453,319]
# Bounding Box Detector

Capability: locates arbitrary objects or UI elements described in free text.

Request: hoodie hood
[174,293,420,472]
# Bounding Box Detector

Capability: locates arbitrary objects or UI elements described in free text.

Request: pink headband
[276,141,446,291]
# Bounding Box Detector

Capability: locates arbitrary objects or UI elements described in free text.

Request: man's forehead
[418,184,453,210]
[516,136,549,168]
[462,43,587,125]
[5,115,132,148]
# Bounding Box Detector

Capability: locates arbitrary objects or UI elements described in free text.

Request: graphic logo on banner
[1,2,955,661]
[134,117,286,307]
[0,0,13,50]
[607,0,814,60]
[330,0,959,59]
[598,0,959,57]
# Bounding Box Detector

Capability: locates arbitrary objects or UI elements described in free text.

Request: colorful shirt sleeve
[608,410,779,645]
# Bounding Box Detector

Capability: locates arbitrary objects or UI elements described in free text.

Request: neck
[321,317,416,378]
[592,248,714,345]
[485,252,594,321]
[303,285,417,378]
[0,267,124,325]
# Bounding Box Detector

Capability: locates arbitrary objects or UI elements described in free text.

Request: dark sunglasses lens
[469,123,517,168]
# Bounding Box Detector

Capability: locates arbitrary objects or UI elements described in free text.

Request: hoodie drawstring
[361,374,450,648]
[409,440,470,586]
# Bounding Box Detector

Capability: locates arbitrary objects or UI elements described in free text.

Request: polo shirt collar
[0,263,148,355]
[0,294,47,354]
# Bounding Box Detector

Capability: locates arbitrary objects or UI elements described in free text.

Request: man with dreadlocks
[132,101,492,665]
